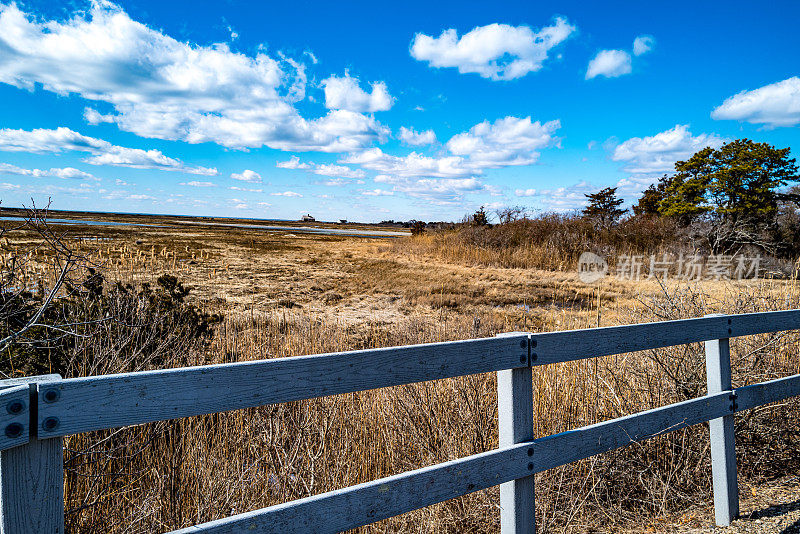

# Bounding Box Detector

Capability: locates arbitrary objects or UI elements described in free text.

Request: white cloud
[375,175,490,204]
[230,186,262,192]
[633,35,655,56]
[362,188,394,196]
[515,188,537,197]
[312,163,365,179]
[277,157,364,179]
[611,124,725,193]
[276,156,312,169]
[0,2,387,152]
[398,127,437,146]
[231,169,262,183]
[180,181,216,187]
[341,115,560,204]
[321,74,394,113]
[343,148,475,178]
[0,127,217,175]
[271,191,302,197]
[410,18,575,81]
[0,162,96,180]
[711,77,800,128]
[446,116,560,167]
[586,50,632,79]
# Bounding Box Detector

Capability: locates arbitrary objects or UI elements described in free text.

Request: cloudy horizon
[0,1,798,222]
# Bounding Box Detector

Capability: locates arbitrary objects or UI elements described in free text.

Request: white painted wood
[529,309,800,367]
[705,315,739,527]
[532,391,732,472]
[35,310,800,438]
[172,391,733,534]
[0,375,63,534]
[0,385,29,451]
[735,373,800,411]
[171,442,535,534]
[38,335,528,437]
[497,333,535,534]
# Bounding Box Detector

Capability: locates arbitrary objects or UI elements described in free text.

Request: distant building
[339,219,347,224]
[301,214,315,222]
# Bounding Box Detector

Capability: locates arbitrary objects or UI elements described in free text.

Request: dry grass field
[3,212,800,533]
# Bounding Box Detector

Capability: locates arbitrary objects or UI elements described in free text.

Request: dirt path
[638,476,800,533]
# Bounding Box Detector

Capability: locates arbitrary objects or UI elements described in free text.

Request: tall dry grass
[55,275,800,533]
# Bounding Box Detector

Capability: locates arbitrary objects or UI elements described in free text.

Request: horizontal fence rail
[0,310,799,533]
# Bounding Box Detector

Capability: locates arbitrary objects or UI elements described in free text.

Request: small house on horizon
[301,213,315,222]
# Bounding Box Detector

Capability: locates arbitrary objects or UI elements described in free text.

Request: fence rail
[1,310,800,533]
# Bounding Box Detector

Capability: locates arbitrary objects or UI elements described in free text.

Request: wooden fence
[1,310,800,533]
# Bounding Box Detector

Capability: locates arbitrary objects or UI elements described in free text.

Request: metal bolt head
[519,339,526,349]
[43,389,60,403]
[6,399,25,415]
[4,423,23,439]
[531,339,537,348]
[527,462,534,471]
[531,353,538,361]
[527,448,534,457]
[42,417,59,432]
[519,355,526,363]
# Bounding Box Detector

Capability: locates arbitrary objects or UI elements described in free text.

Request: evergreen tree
[583,187,626,228]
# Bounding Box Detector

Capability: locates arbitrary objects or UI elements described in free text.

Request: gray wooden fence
[1,310,800,533]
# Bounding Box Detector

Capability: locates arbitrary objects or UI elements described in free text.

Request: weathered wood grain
[0,385,29,451]
[0,375,63,534]
[171,442,535,534]
[38,335,528,437]
[735,373,800,412]
[173,392,733,534]
[497,339,536,534]
[532,392,732,473]
[705,325,738,527]
[529,310,800,367]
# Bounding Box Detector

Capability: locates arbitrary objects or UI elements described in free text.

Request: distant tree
[495,205,527,224]
[659,140,799,227]
[632,179,668,216]
[410,220,426,236]
[471,206,489,226]
[583,187,626,228]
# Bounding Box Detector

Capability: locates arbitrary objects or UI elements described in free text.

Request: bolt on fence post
[704,314,739,526]
[0,375,64,534]
[497,333,535,534]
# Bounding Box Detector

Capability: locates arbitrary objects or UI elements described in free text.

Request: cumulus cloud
[231,169,262,183]
[0,127,217,175]
[611,124,725,177]
[342,115,560,204]
[321,74,394,113]
[586,50,631,79]
[0,162,96,180]
[410,18,575,81]
[312,163,365,179]
[271,191,302,197]
[445,116,560,168]
[711,77,800,128]
[0,2,387,152]
[277,157,364,179]
[633,35,655,56]
[398,127,437,146]
[276,156,312,170]
[230,185,262,192]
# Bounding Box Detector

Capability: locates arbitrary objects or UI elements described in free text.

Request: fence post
[497,333,535,534]
[0,375,64,534]
[704,315,738,526]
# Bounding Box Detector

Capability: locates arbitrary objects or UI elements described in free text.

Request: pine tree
[583,187,626,228]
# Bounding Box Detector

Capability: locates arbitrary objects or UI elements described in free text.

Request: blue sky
[0,0,799,222]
